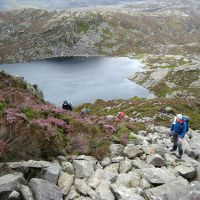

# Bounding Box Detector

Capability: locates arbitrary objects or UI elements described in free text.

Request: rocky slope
[0,66,200,200]
[1,124,200,200]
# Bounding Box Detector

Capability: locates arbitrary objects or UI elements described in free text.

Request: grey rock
[190,181,200,190]
[61,161,74,174]
[165,106,174,113]
[106,115,115,120]
[184,148,197,159]
[182,154,199,169]
[141,168,176,185]
[149,144,166,157]
[189,135,200,156]
[65,187,80,200]
[111,184,145,200]
[103,163,119,182]
[123,144,141,159]
[180,191,200,200]
[100,157,111,167]
[76,155,97,166]
[20,185,34,200]
[42,162,61,184]
[144,177,190,200]
[0,173,25,194]
[109,144,124,157]
[8,191,20,199]
[119,157,132,173]
[73,160,94,178]
[74,179,100,200]
[116,173,132,188]
[2,160,51,169]
[137,130,147,136]
[95,162,103,170]
[146,154,165,167]
[132,158,154,169]
[147,132,160,141]
[140,178,151,190]
[154,126,171,136]
[195,165,200,181]
[58,172,74,195]
[28,178,63,200]
[129,170,142,188]
[57,155,66,161]
[164,153,177,166]
[111,156,124,163]
[76,197,93,200]
[183,139,196,159]
[96,181,115,200]
[175,163,197,180]
[140,153,147,160]
[87,169,106,189]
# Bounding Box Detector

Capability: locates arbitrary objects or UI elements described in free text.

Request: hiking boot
[170,148,176,152]
[177,154,182,159]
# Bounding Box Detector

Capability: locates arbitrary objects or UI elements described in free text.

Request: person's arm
[180,122,187,139]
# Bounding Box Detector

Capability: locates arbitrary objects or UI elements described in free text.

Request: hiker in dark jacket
[62,100,73,111]
[170,114,188,159]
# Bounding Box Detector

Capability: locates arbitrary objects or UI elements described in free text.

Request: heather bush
[0,139,6,159]
[5,108,18,125]
[120,133,128,145]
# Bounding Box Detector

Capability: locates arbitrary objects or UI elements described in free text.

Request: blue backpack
[183,116,190,132]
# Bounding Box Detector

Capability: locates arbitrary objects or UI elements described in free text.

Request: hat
[177,114,183,120]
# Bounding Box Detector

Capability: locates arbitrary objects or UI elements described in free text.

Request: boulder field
[1,127,200,200]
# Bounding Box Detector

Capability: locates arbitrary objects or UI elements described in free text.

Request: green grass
[77,21,90,33]
[21,108,40,120]
[0,103,6,117]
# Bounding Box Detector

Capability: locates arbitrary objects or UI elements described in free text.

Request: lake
[0,0,140,11]
[0,57,154,106]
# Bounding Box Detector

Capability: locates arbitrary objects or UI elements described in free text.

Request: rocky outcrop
[73,159,95,179]
[28,178,63,200]
[42,162,61,184]
[0,173,25,195]
[144,177,190,200]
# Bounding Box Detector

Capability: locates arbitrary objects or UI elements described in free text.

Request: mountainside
[1,68,200,200]
[1,1,200,199]
[1,0,200,63]
[0,71,200,162]
[0,0,200,99]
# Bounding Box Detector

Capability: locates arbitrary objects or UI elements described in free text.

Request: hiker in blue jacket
[170,114,189,159]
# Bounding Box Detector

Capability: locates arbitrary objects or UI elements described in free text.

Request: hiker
[116,112,126,122]
[62,100,73,111]
[170,114,189,159]
[80,108,90,116]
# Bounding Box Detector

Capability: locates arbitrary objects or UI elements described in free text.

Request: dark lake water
[0,57,154,106]
[0,0,140,11]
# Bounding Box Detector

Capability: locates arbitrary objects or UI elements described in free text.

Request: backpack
[171,116,190,133]
[183,116,190,132]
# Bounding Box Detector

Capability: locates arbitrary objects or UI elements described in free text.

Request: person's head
[176,114,184,123]
[63,100,68,105]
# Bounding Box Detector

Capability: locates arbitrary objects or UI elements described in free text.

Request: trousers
[172,134,183,156]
